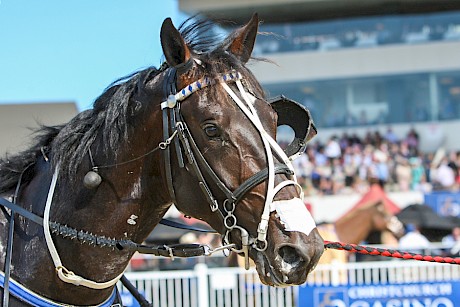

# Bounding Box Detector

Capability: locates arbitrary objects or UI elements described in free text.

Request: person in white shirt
[324,136,341,163]
[399,224,430,254]
[433,157,455,190]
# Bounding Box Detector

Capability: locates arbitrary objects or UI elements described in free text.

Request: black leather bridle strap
[159,218,217,233]
[162,67,179,204]
[233,164,294,204]
[162,108,176,203]
[117,241,207,257]
[0,197,43,225]
[180,122,234,199]
[175,122,224,213]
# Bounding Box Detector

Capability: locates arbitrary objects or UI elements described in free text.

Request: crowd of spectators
[254,12,460,55]
[292,127,460,196]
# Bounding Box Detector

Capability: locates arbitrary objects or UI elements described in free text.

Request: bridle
[160,66,316,267]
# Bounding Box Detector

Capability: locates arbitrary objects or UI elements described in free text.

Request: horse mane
[0,16,262,195]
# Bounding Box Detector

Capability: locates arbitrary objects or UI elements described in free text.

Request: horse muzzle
[253,227,324,287]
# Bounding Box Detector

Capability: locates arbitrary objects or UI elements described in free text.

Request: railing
[121,264,295,307]
[119,260,460,307]
[306,260,460,287]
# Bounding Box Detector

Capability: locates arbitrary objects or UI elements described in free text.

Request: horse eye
[203,124,220,138]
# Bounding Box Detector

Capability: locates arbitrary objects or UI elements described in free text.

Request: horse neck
[66,151,167,239]
[334,208,376,244]
[47,95,171,242]
[9,132,172,304]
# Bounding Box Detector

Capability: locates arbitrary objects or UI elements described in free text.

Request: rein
[324,240,460,265]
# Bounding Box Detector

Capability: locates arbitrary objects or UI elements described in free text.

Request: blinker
[268,95,317,158]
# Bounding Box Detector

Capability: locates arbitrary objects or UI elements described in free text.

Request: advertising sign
[298,281,460,307]
[424,192,460,218]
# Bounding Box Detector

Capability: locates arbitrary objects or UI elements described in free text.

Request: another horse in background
[318,197,404,265]
[0,14,323,306]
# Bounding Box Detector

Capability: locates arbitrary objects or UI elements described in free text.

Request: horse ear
[160,18,191,67]
[375,201,385,212]
[223,13,259,63]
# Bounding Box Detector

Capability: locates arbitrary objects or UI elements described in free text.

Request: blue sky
[0,0,184,111]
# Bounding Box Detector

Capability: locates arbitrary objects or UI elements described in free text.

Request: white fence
[119,261,460,307]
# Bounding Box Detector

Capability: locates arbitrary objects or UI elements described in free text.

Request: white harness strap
[43,164,125,289]
[220,80,316,245]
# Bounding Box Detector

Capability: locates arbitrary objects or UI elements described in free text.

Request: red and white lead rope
[324,240,460,265]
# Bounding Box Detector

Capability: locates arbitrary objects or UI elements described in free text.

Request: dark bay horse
[0,14,323,306]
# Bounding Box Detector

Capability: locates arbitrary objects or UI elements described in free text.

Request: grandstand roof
[0,102,78,155]
[179,0,460,24]
[339,184,401,220]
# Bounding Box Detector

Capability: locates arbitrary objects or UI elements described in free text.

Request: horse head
[373,202,405,239]
[156,14,323,286]
[335,200,403,244]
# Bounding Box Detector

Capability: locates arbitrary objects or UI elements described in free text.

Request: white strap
[221,80,310,244]
[269,180,303,212]
[221,82,280,242]
[43,164,124,289]
[235,80,295,173]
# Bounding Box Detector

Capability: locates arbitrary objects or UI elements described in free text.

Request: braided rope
[324,240,460,265]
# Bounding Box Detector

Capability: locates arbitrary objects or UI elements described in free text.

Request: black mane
[0,17,260,195]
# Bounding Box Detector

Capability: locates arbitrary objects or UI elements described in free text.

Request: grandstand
[179,0,460,152]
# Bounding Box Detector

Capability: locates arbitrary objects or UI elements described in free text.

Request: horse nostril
[278,245,303,267]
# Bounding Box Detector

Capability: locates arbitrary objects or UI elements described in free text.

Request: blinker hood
[268,95,317,158]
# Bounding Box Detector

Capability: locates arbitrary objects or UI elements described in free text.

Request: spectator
[299,127,448,196]
[343,146,358,188]
[432,157,456,190]
[339,132,351,150]
[442,226,460,256]
[324,135,341,163]
[331,158,346,193]
[410,157,426,190]
[448,151,459,183]
[399,141,411,159]
[384,127,398,144]
[405,128,419,153]
[399,224,430,253]
[317,160,333,195]
[455,152,460,185]
[314,145,328,167]
[358,145,372,184]
[369,149,390,188]
[395,157,412,191]
[292,152,313,189]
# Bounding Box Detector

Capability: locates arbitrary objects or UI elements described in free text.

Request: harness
[0,270,119,307]
[0,68,315,306]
